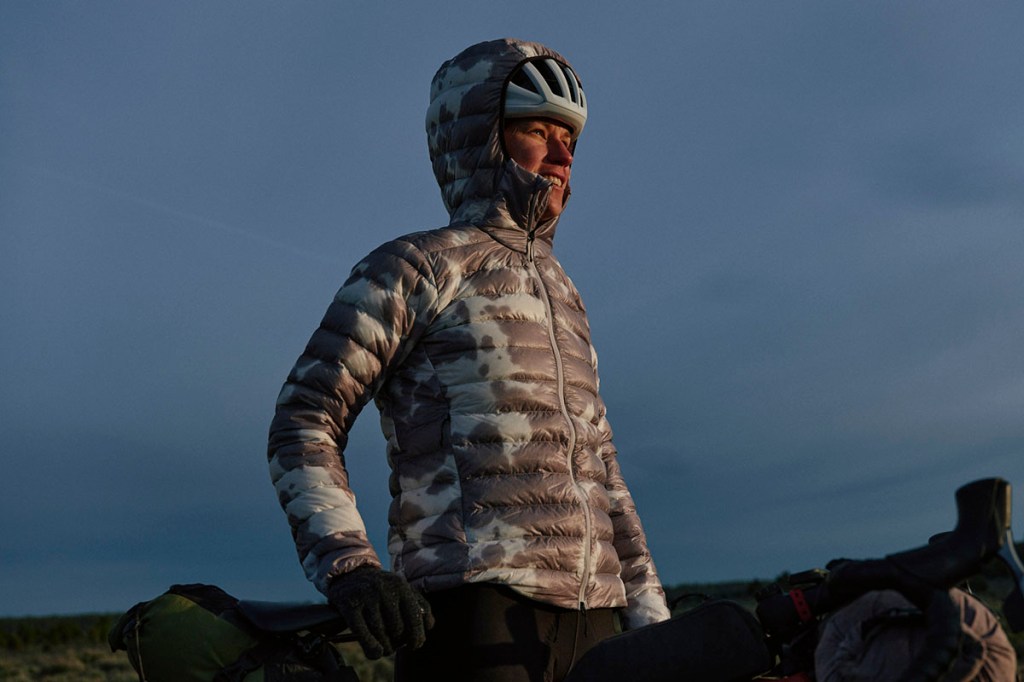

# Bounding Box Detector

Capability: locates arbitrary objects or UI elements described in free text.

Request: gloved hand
[325,565,434,659]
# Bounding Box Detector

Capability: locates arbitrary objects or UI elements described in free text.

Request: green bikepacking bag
[108,583,357,682]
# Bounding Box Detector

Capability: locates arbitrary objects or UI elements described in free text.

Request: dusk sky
[3,2,1023,616]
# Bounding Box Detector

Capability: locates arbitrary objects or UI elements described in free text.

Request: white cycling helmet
[504,58,587,137]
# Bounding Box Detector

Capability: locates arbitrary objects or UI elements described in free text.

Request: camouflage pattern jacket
[269,38,670,628]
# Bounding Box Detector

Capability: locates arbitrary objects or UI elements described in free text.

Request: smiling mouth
[543,175,564,188]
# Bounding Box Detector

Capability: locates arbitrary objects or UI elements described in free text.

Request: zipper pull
[526,231,536,262]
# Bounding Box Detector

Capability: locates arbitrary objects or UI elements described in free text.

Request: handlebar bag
[107,583,356,682]
[566,598,773,682]
[814,588,1017,682]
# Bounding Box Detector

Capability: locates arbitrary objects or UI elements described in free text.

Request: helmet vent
[511,69,535,93]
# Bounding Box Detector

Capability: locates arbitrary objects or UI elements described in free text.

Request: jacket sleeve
[598,415,672,628]
[268,239,438,594]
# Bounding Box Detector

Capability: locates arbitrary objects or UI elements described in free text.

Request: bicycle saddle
[236,600,346,633]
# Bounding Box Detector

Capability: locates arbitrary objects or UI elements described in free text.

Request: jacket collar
[449,157,561,255]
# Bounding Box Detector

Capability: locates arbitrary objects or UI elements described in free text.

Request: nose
[547,138,573,166]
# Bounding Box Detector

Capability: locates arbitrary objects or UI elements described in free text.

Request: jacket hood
[425,38,581,243]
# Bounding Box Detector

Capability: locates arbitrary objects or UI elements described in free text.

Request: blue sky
[3,1,1023,616]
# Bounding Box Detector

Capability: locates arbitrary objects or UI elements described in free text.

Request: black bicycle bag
[566,598,773,682]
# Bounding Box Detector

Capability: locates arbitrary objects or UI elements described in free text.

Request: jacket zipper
[526,230,593,610]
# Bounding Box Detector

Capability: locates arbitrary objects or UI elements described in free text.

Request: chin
[543,200,566,221]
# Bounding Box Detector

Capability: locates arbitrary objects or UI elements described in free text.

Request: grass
[0,644,137,681]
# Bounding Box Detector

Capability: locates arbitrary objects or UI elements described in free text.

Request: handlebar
[755,477,1024,681]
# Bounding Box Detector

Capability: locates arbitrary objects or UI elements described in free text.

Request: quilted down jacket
[268,38,670,628]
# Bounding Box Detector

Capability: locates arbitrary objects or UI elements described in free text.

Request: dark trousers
[395,583,618,682]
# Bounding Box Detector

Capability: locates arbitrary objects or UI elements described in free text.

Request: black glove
[325,566,434,659]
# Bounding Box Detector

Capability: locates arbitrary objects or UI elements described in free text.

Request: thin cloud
[30,166,340,266]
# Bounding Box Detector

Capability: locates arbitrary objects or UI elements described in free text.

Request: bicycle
[112,477,1024,681]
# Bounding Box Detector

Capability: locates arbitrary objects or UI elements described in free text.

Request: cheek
[504,135,544,171]
[501,130,515,158]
